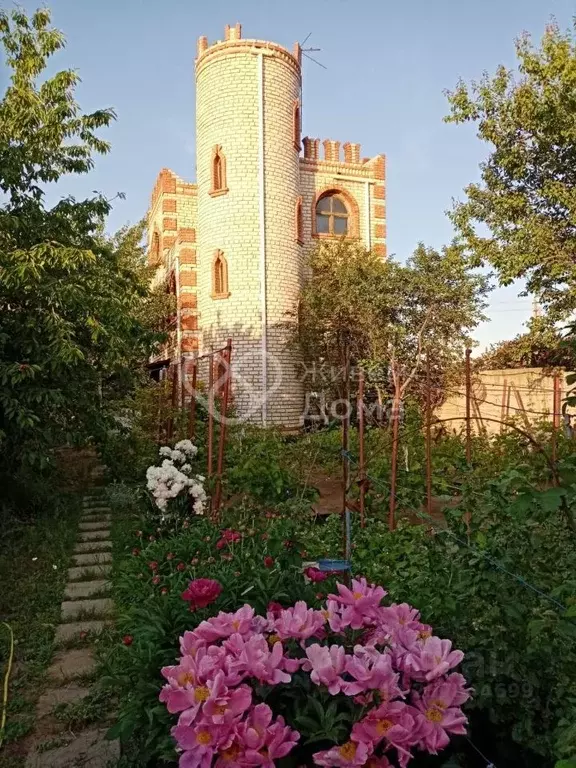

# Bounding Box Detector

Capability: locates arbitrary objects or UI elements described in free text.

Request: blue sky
[3,0,575,350]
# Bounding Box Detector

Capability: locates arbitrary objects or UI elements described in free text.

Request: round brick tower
[195,24,304,427]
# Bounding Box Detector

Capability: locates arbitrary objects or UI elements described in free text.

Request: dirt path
[24,491,119,767]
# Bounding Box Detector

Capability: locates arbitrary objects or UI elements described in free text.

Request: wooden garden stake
[358,368,366,529]
[213,339,232,520]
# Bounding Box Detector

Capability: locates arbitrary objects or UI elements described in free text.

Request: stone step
[68,564,111,581]
[47,648,97,682]
[55,619,107,644]
[80,514,111,523]
[25,727,119,767]
[72,552,112,567]
[36,683,90,718]
[74,540,112,554]
[64,580,110,600]
[81,505,111,512]
[61,598,114,621]
[78,521,110,532]
[78,530,109,542]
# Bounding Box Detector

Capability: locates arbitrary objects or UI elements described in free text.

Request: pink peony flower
[413,674,471,752]
[225,634,291,685]
[195,606,256,642]
[351,701,420,766]
[238,704,300,767]
[404,636,464,682]
[304,644,347,694]
[304,567,329,583]
[202,672,252,725]
[273,601,326,642]
[328,578,387,630]
[313,739,371,767]
[172,722,233,768]
[343,646,401,697]
[378,603,422,631]
[181,578,222,610]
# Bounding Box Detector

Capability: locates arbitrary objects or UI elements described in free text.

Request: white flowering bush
[146,440,207,520]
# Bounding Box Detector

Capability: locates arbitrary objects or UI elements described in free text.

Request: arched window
[293,100,301,150]
[210,145,228,196]
[150,230,160,263]
[315,192,349,236]
[295,196,303,244]
[212,250,230,299]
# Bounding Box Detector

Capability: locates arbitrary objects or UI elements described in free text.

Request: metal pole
[188,359,197,440]
[388,375,399,532]
[426,354,432,519]
[213,339,232,520]
[465,348,472,465]
[358,368,366,529]
[180,356,186,411]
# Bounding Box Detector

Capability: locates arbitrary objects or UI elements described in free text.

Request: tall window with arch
[295,196,303,244]
[293,99,301,150]
[210,145,228,195]
[212,249,230,298]
[150,230,160,263]
[315,191,349,236]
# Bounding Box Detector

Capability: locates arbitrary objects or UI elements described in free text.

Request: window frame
[211,249,230,299]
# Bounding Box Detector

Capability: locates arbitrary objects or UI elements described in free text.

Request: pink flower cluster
[160,579,470,768]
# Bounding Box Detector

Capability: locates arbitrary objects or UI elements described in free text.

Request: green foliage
[297,240,488,405]
[445,20,576,321]
[0,8,168,506]
[102,503,322,765]
[479,317,576,371]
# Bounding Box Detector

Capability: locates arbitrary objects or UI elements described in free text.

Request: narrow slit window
[293,100,301,150]
[212,250,229,298]
[211,146,227,194]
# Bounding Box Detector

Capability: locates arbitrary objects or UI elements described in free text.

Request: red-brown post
[465,348,472,465]
[180,357,186,411]
[342,344,350,561]
[552,373,561,474]
[213,339,232,520]
[388,372,400,532]
[156,381,165,446]
[207,353,214,482]
[166,365,178,440]
[188,359,198,439]
[426,354,432,518]
[357,368,366,529]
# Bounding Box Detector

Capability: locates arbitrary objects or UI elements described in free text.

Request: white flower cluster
[146,441,206,515]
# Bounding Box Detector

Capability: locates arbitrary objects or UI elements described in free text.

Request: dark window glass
[315,193,349,235]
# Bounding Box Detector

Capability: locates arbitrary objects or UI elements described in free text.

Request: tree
[445,20,576,322]
[478,316,576,371]
[297,240,489,405]
[0,9,167,494]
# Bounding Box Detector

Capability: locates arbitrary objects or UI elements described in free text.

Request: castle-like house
[147,24,386,428]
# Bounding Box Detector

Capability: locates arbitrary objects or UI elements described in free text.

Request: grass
[0,491,82,762]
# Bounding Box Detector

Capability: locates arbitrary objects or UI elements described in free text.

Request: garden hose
[0,622,14,750]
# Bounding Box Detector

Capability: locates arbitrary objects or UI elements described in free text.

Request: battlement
[301,138,385,177]
[195,24,301,74]
[150,168,197,210]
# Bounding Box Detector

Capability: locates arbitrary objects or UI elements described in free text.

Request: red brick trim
[181,315,199,331]
[178,228,196,244]
[182,337,199,352]
[373,156,386,181]
[374,204,385,219]
[374,223,386,239]
[311,187,360,239]
[163,236,176,249]
[163,217,177,231]
[373,244,386,258]
[374,185,385,200]
[180,271,197,288]
[162,199,177,213]
[180,293,198,309]
[179,248,197,265]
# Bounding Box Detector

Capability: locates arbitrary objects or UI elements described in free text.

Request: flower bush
[160,577,470,767]
[146,440,207,519]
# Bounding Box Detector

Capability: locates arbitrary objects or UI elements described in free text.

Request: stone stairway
[25,491,119,767]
